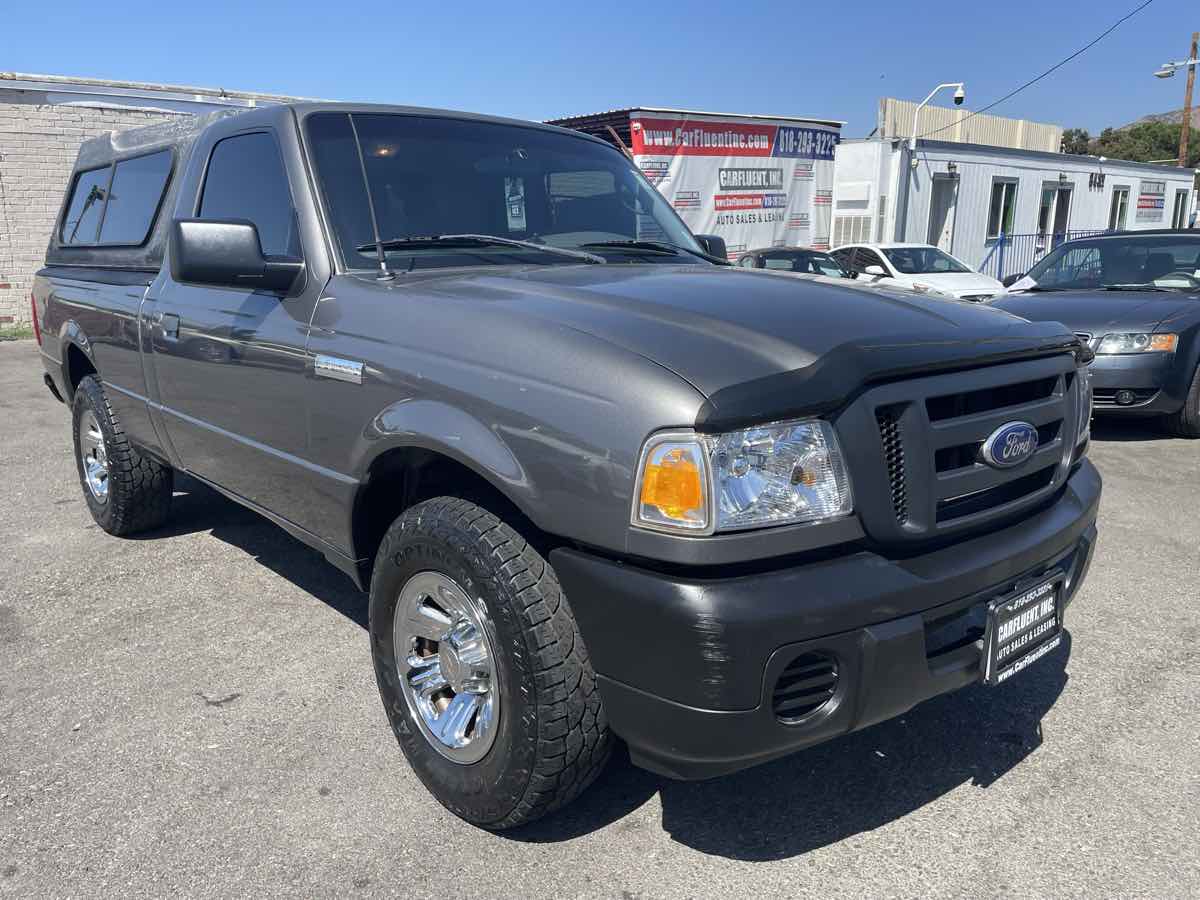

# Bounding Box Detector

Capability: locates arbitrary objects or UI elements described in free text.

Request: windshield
[882,247,970,274]
[1023,235,1200,291]
[760,250,849,277]
[304,112,704,270]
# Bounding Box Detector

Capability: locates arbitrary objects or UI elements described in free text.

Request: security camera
[953,86,966,106]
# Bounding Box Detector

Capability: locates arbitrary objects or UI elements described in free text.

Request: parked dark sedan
[994,230,1200,437]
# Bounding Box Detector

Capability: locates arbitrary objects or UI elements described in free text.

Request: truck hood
[992,289,1200,335]
[409,264,1077,425]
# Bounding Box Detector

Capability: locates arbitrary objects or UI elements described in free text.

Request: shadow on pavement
[140,474,369,628]
[151,474,1072,862]
[509,638,1069,860]
[1089,417,1172,443]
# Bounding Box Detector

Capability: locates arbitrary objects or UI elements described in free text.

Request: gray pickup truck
[33,102,1100,829]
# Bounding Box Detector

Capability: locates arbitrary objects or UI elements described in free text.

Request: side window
[98,150,173,245]
[860,250,888,273]
[199,132,300,257]
[60,166,111,245]
[830,248,853,270]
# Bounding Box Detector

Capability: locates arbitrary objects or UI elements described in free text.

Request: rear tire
[1164,364,1200,438]
[71,375,174,535]
[368,496,611,829]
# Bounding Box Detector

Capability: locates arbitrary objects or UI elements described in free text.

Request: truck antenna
[348,114,394,281]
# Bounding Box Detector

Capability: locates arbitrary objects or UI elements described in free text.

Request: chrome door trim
[314,354,364,385]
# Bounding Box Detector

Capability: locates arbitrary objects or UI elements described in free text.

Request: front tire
[1164,363,1200,438]
[71,375,174,535]
[368,497,611,829]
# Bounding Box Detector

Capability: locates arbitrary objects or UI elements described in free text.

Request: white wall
[898,143,1195,274]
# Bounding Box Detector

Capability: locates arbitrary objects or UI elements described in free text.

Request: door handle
[154,312,180,338]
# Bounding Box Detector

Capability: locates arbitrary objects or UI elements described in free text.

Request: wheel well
[65,343,97,397]
[352,447,549,576]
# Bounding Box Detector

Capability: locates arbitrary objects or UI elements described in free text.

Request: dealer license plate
[982,575,1063,686]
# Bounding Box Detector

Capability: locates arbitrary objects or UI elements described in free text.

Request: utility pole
[1181,32,1198,167]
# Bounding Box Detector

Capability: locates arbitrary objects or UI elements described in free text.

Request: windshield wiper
[1102,283,1179,292]
[579,239,727,265]
[355,234,605,264]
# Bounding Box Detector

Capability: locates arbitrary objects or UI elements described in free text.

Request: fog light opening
[1115,390,1137,406]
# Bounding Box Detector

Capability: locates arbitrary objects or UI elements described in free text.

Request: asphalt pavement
[1,339,1197,899]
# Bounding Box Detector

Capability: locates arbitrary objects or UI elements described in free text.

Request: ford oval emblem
[980,421,1039,469]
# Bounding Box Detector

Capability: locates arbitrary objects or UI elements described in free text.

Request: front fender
[354,397,538,513]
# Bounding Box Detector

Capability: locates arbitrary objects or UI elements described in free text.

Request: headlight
[1095,333,1177,354]
[632,419,853,534]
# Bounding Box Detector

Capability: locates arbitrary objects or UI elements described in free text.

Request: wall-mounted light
[946,161,958,177]
[1058,172,1068,183]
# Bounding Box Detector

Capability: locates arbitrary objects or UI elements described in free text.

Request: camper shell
[45,109,242,271]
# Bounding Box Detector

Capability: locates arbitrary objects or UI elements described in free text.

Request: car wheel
[1164,364,1200,438]
[71,374,174,535]
[368,496,611,829]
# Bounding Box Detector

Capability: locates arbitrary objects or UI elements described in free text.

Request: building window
[1109,186,1130,231]
[986,178,1017,238]
[1038,182,1073,239]
[1171,189,1190,229]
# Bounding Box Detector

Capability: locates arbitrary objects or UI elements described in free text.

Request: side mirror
[171,219,303,293]
[1001,272,1025,288]
[693,233,728,261]
[863,264,887,277]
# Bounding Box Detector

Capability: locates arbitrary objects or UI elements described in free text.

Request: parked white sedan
[831,242,1004,302]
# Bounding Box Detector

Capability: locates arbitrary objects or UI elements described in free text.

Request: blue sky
[5,0,1194,137]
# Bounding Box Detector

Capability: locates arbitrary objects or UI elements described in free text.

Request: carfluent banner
[629,111,840,258]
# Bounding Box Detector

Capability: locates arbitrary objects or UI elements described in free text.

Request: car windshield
[759,250,848,277]
[1023,235,1200,291]
[304,112,705,270]
[881,247,970,274]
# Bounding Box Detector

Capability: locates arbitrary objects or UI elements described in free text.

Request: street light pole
[908,82,966,156]
[1154,33,1199,168]
[1180,32,1198,168]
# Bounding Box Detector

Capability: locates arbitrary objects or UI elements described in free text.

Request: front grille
[934,420,1062,473]
[876,408,909,524]
[926,376,1057,422]
[772,652,838,722]
[936,463,1057,522]
[849,353,1078,544]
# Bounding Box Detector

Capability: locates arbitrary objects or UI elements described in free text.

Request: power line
[914,0,1156,140]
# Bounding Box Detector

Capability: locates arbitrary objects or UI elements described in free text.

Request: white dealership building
[832,99,1197,279]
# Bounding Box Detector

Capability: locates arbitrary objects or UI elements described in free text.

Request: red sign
[631,117,775,157]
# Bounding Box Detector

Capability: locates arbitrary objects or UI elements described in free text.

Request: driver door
[144,115,327,533]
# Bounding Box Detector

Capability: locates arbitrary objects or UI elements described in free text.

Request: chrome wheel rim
[78,410,109,504]
[393,571,499,764]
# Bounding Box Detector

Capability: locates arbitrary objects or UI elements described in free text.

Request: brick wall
[0,96,189,325]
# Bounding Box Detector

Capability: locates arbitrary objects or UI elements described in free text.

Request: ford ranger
[32,103,1100,829]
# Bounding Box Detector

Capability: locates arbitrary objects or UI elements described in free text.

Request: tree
[1087,122,1200,168]
[1061,128,1090,155]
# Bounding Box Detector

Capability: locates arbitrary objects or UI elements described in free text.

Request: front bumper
[1089,352,1182,415]
[550,459,1100,780]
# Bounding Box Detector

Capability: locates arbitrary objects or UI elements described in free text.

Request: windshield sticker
[505,177,526,232]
